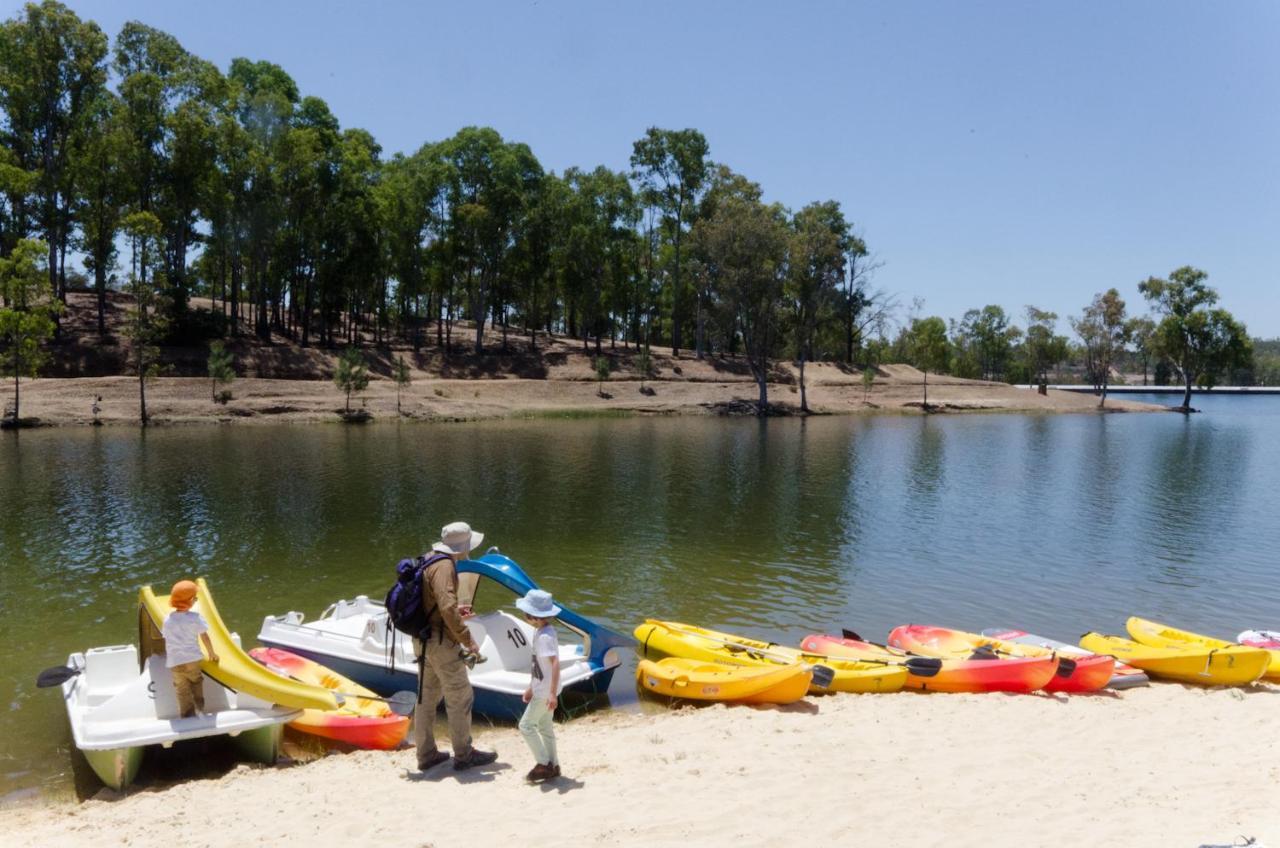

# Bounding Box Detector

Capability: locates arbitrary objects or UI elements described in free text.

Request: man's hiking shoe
[452,748,498,771]
[417,750,450,771]
[525,763,553,783]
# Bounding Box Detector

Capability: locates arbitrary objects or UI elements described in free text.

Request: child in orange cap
[163,580,219,717]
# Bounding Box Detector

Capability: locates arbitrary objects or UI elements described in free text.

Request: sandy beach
[4,684,1275,847]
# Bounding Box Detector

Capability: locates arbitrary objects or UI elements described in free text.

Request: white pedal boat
[62,644,298,790]
[258,552,630,719]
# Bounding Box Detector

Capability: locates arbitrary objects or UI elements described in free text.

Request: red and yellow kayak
[249,647,409,750]
[799,633,1065,694]
[886,625,1062,693]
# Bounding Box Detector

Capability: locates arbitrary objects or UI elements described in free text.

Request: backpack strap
[418,553,453,643]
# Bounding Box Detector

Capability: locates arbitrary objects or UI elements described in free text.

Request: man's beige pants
[170,661,205,717]
[413,637,474,759]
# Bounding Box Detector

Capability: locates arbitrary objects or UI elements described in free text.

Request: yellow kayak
[1079,632,1269,686]
[634,620,907,694]
[636,657,812,705]
[1125,616,1280,682]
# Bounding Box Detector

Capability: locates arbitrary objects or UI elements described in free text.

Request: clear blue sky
[11,1,1280,336]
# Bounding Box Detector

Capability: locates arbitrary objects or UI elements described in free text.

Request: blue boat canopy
[459,552,633,666]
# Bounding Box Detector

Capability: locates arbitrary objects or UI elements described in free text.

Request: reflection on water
[2,397,1279,797]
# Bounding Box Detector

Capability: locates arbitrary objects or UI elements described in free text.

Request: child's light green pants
[518,697,557,766]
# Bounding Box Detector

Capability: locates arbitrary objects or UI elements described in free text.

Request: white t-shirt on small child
[162,610,209,667]
[529,625,558,700]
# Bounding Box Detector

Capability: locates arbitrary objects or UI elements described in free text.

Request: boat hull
[634,620,907,694]
[253,640,615,721]
[1079,632,1269,686]
[636,657,811,704]
[249,647,410,750]
[81,745,144,792]
[1127,617,1279,682]
[799,634,1056,694]
[981,628,1149,690]
[886,625,1060,693]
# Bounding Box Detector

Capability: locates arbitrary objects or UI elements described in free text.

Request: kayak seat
[83,645,139,703]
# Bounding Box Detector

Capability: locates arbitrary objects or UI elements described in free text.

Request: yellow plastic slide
[139,578,340,712]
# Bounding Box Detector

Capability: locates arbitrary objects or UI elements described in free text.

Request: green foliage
[908,316,949,409]
[1140,267,1251,407]
[206,339,234,402]
[861,365,875,402]
[593,354,611,396]
[1070,289,1128,405]
[120,210,170,423]
[787,200,850,411]
[630,127,710,357]
[1023,307,1068,385]
[333,346,369,412]
[950,305,1019,381]
[691,194,789,413]
[0,238,61,419]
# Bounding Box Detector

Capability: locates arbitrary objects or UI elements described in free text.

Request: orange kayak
[249,647,409,750]
[800,633,1054,694]
[886,625,1061,693]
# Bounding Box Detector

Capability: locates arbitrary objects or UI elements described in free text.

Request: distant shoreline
[6,366,1167,429]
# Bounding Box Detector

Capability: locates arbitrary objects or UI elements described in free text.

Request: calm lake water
[3,395,1278,800]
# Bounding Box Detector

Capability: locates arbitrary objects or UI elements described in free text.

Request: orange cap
[170,580,198,611]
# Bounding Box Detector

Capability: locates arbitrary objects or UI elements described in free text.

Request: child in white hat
[516,589,562,782]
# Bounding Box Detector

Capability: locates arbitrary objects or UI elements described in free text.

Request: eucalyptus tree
[378,149,435,348]
[1139,266,1251,411]
[0,238,61,421]
[443,126,542,354]
[230,59,301,338]
[630,127,709,358]
[787,200,850,413]
[951,305,1019,381]
[909,316,949,410]
[512,170,569,350]
[1023,306,1067,386]
[1070,289,1128,406]
[692,194,789,413]
[71,90,128,335]
[0,0,108,297]
[1125,315,1156,386]
[120,210,169,425]
[115,22,222,322]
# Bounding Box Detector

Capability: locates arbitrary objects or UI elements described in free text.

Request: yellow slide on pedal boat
[140,579,340,712]
[1125,616,1280,682]
[634,620,907,694]
[636,657,812,705]
[1079,631,1268,687]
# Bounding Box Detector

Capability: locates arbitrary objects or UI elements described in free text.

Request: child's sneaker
[525,763,553,782]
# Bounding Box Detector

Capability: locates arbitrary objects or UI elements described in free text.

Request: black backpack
[384,552,451,647]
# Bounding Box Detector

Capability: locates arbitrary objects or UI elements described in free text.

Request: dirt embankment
[8,292,1166,427]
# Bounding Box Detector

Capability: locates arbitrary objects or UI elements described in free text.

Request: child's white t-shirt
[162,610,209,667]
[529,625,558,699]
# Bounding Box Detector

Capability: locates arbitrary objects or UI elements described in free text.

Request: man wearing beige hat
[415,520,498,772]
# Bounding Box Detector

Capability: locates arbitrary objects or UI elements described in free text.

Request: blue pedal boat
[257,552,631,720]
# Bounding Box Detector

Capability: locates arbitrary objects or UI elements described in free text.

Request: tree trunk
[139,370,148,426]
[11,363,18,421]
[799,356,808,413]
[756,370,768,415]
[923,369,929,410]
[695,293,704,360]
[1181,375,1193,411]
